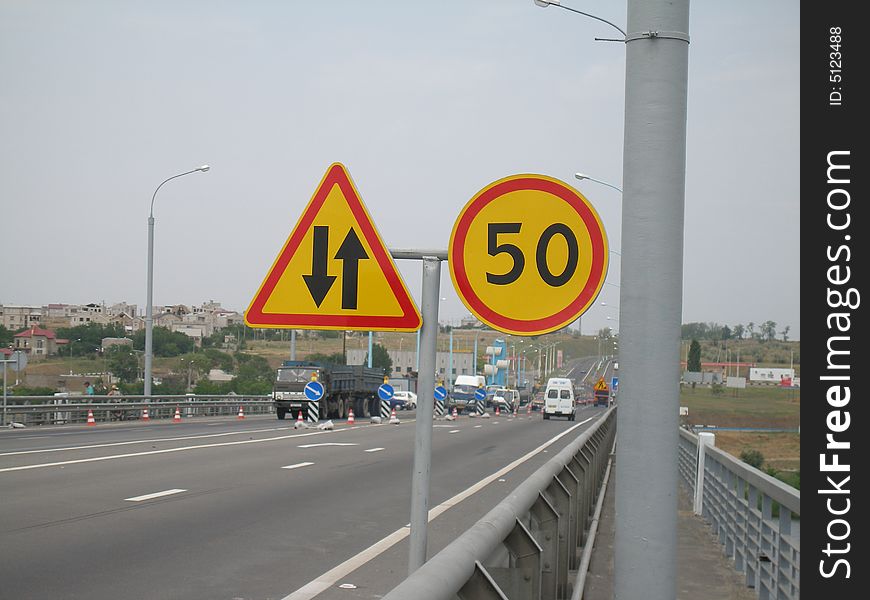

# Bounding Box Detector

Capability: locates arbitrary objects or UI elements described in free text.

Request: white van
[543,377,575,420]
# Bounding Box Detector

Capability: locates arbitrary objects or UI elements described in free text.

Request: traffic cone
[237,406,245,420]
[173,406,182,423]
[495,405,500,416]
[141,407,150,421]
[452,407,458,418]
[389,407,400,424]
[297,410,304,425]
[527,402,532,417]
[86,409,96,426]
[347,409,355,425]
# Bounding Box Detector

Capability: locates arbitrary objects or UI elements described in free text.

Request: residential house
[13,326,60,358]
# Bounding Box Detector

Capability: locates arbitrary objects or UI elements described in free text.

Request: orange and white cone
[173,406,182,423]
[297,410,304,425]
[347,409,355,425]
[141,407,150,421]
[237,406,245,420]
[495,405,500,416]
[527,402,532,417]
[389,407,400,424]
[86,409,96,426]
[453,407,458,418]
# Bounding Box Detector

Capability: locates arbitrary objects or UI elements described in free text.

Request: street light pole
[144,165,209,399]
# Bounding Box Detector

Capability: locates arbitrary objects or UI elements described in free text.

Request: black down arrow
[303,226,336,307]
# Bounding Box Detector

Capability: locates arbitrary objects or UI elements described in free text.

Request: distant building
[13,326,60,358]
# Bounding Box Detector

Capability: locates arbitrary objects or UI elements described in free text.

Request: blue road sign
[434,386,448,401]
[304,380,325,401]
[378,383,395,401]
[611,377,619,392]
[474,387,487,401]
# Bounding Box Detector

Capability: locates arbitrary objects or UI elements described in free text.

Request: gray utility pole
[615,1,690,599]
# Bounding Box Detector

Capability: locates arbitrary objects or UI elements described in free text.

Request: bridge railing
[383,408,616,600]
[678,427,800,599]
[2,395,273,426]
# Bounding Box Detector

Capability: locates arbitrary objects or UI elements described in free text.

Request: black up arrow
[334,228,369,310]
[303,226,336,307]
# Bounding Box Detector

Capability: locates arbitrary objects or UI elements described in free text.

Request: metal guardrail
[678,427,800,599]
[2,395,273,426]
[383,408,616,600]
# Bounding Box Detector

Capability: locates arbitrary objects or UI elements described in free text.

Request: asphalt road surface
[1,406,607,600]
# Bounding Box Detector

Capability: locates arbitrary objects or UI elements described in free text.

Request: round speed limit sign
[449,174,608,336]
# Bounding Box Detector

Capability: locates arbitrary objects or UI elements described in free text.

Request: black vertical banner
[803,3,864,598]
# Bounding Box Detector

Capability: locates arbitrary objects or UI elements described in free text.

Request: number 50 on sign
[449,174,609,336]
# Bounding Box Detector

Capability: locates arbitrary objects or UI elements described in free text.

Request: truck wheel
[276,407,286,420]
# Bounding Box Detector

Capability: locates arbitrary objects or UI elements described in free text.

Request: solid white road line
[125,489,187,502]
[449,430,461,434]
[365,448,385,453]
[297,443,358,448]
[281,416,594,600]
[282,462,314,470]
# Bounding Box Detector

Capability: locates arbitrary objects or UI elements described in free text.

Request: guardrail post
[483,519,543,600]
[530,492,560,600]
[544,476,572,598]
[693,431,715,515]
[556,465,580,570]
[573,447,594,546]
[458,562,509,599]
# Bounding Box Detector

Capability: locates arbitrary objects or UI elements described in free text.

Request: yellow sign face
[245,163,421,331]
[449,174,608,336]
[594,378,609,391]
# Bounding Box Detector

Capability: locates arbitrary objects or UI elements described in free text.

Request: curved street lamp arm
[150,167,208,217]
[540,1,627,38]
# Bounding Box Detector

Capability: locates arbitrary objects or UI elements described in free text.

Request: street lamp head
[534,0,557,7]
[197,165,210,172]
[574,173,590,181]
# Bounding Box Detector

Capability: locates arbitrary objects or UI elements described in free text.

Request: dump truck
[272,361,384,420]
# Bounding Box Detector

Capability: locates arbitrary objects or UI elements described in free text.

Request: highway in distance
[0,406,606,600]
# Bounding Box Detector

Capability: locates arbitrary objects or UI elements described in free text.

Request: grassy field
[680,384,800,481]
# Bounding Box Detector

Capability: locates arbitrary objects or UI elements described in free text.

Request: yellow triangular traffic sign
[244,163,421,331]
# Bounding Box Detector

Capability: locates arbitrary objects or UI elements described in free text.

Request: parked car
[392,390,417,410]
[491,388,520,413]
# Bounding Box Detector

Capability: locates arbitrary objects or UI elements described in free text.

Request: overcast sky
[0,1,799,340]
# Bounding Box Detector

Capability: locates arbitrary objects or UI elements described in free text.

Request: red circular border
[449,176,607,334]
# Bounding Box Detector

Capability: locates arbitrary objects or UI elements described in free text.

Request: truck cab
[449,374,486,414]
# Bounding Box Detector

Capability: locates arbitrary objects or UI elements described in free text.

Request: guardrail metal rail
[678,427,800,599]
[2,395,273,426]
[383,408,616,600]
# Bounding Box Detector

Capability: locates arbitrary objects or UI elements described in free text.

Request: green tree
[780,325,790,342]
[107,347,139,383]
[55,323,126,357]
[370,343,393,373]
[0,325,13,347]
[740,449,764,469]
[307,352,346,365]
[687,339,702,372]
[132,327,195,356]
[760,320,777,342]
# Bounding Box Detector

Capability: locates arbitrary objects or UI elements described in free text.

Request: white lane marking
[473,425,482,429]
[125,488,187,502]
[281,417,593,600]
[297,443,358,448]
[282,462,314,470]
[0,426,300,457]
[365,448,385,453]
[449,430,461,434]
[0,429,339,474]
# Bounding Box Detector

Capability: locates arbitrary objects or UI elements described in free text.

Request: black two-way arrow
[303,226,336,307]
[302,226,370,309]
